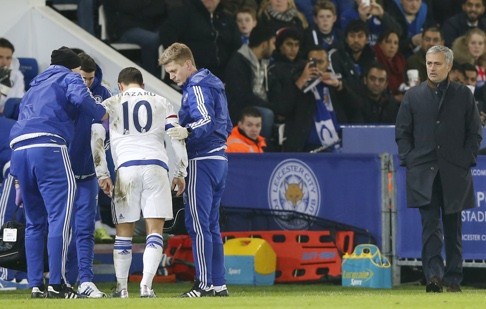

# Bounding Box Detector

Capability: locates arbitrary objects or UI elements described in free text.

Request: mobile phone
[362,0,370,7]
[309,58,317,68]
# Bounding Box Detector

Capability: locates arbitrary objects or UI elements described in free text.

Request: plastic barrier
[224,238,276,285]
[222,230,342,282]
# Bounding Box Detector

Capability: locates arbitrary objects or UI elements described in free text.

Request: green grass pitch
[1,281,486,308]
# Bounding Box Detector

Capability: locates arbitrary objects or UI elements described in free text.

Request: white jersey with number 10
[101,87,180,169]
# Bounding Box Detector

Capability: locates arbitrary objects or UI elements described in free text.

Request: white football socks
[141,233,164,289]
[113,236,133,290]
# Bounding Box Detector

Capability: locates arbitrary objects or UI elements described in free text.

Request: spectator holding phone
[276,46,361,152]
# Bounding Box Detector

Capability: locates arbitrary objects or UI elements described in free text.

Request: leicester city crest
[268,159,320,229]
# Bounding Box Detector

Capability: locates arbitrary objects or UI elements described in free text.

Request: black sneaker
[425,277,443,293]
[180,281,215,298]
[47,285,78,298]
[31,286,47,298]
[214,285,229,297]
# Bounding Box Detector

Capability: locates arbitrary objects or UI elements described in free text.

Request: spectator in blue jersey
[340,0,402,47]
[64,52,111,298]
[0,114,28,290]
[8,47,107,299]
[160,43,233,298]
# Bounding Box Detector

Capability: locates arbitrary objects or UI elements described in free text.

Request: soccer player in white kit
[91,67,188,298]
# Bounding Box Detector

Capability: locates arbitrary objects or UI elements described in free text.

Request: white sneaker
[78,282,106,298]
[112,288,129,298]
[140,285,156,298]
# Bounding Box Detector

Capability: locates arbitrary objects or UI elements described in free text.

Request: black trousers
[419,173,463,286]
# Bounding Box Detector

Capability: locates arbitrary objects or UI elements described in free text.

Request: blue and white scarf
[310,83,341,149]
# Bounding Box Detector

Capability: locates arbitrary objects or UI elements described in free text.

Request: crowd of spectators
[15,0,486,153]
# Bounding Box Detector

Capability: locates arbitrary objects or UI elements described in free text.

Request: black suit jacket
[395,81,482,213]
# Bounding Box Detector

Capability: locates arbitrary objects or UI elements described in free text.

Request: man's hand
[167,123,189,140]
[369,0,384,18]
[99,177,114,198]
[480,111,486,126]
[171,177,186,197]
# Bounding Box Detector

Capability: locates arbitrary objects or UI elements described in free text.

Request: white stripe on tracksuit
[190,86,211,129]
[60,146,76,286]
[187,160,209,289]
[0,174,14,226]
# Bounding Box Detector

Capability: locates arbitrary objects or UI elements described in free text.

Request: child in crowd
[302,1,343,54]
[236,6,258,45]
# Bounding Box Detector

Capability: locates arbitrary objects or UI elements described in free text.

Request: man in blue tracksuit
[65,52,111,297]
[0,115,27,290]
[160,42,232,297]
[8,47,106,299]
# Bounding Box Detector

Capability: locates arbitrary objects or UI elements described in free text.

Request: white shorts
[112,165,173,224]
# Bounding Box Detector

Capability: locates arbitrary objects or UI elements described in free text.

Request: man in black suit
[395,45,482,293]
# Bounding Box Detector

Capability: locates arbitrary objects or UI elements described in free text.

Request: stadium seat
[17,57,39,91]
[3,97,21,120]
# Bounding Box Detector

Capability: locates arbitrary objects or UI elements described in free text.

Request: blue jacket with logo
[69,65,111,178]
[9,65,106,146]
[180,69,232,159]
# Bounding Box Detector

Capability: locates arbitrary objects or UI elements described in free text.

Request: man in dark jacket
[358,62,400,124]
[103,0,166,77]
[329,19,376,95]
[224,25,276,140]
[160,0,241,80]
[396,45,482,293]
[441,0,486,47]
